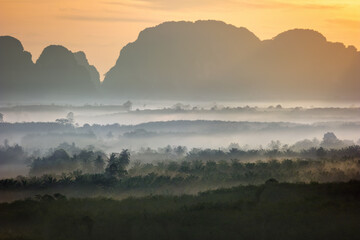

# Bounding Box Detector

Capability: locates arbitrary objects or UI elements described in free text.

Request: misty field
[0,134,359,240]
[0,104,359,240]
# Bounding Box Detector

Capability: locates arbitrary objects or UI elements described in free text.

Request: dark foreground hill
[0,181,359,240]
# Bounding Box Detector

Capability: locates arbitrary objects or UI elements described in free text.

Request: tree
[228,143,240,151]
[320,132,343,149]
[0,113,3,122]
[174,146,187,156]
[55,112,74,125]
[123,100,132,111]
[66,112,74,124]
[316,147,326,158]
[118,149,130,166]
[94,155,105,173]
[106,131,114,138]
[268,140,281,150]
[105,150,130,177]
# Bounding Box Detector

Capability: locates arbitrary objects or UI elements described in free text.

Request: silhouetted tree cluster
[132,145,187,162]
[55,112,75,125]
[30,149,106,176]
[105,150,130,178]
[0,141,26,165]
[1,155,359,191]
[1,143,359,191]
[129,157,360,184]
[185,145,360,161]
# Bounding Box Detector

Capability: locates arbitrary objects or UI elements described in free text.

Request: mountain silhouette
[74,51,101,88]
[0,36,36,100]
[103,20,262,100]
[0,37,99,101]
[103,20,360,101]
[248,29,360,100]
[36,45,97,98]
[1,20,359,102]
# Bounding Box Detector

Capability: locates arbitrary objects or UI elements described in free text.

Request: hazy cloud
[103,0,220,10]
[103,0,154,8]
[103,0,344,11]
[59,14,157,23]
[327,18,360,28]
[228,0,344,10]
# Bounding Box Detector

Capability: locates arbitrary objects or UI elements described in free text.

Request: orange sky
[1,0,359,78]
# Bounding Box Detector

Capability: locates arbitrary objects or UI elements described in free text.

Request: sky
[1,0,359,79]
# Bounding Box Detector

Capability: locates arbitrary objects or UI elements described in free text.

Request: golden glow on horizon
[0,0,359,77]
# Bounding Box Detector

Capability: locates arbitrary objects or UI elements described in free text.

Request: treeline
[30,149,106,176]
[1,154,359,191]
[0,172,197,191]
[131,143,360,162]
[29,148,132,177]
[2,121,359,144]
[129,157,360,184]
[184,145,360,161]
[27,143,360,176]
[0,142,359,193]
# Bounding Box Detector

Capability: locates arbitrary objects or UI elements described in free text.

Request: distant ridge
[1,20,359,102]
[103,20,360,101]
[0,37,99,101]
